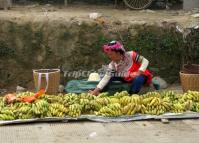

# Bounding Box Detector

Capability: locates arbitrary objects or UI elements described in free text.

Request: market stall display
[0,90,199,124]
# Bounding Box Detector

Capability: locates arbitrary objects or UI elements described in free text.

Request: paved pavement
[0,119,199,143]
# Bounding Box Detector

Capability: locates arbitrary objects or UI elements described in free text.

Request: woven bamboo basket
[33,69,60,95]
[182,64,199,74]
[180,71,199,92]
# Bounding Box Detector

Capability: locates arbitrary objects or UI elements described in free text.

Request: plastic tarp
[0,112,199,125]
[65,80,130,94]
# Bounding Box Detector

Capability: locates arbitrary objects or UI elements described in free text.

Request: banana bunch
[0,105,16,120]
[80,93,95,100]
[178,91,199,112]
[142,97,157,105]
[131,95,142,105]
[119,96,132,106]
[95,103,122,117]
[161,91,176,100]
[119,95,142,107]
[80,98,93,112]
[13,102,30,108]
[122,103,140,116]
[192,102,199,112]
[46,95,64,104]
[89,100,103,111]
[19,113,34,119]
[16,91,35,98]
[114,91,129,99]
[184,100,193,111]
[142,105,166,115]
[63,93,80,107]
[142,97,171,115]
[109,97,120,104]
[13,103,33,119]
[0,97,6,108]
[98,92,109,98]
[32,100,49,117]
[95,97,110,106]
[143,92,161,98]
[68,104,82,118]
[0,107,15,120]
[181,91,199,102]
[48,103,69,117]
[171,102,186,113]
[108,103,122,116]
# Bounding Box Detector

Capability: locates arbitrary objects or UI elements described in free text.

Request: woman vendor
[90,40,152,96]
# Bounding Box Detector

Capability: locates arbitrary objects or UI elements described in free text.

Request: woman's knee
[133,76,146,85]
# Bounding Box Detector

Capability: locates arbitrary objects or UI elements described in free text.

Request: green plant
[0,41,15,58]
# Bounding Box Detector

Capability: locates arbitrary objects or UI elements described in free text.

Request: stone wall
[0,20,198,89]
[183,0,199,10]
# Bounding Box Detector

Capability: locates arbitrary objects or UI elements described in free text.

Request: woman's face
[106,51,122,62]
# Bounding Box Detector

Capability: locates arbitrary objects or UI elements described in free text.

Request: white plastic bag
[152,76,168,89]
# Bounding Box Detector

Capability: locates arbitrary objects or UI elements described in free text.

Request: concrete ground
[0,119,199,143]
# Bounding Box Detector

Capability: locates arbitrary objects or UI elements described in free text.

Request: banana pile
[0,90,199,120]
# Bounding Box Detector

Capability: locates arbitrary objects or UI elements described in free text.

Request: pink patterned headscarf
[103,41,125,53]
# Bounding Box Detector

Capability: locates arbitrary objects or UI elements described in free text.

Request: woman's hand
[130,71,143,78]
[89,88,101,96]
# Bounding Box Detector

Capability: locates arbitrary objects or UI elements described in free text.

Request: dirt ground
[0,4,199,27]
